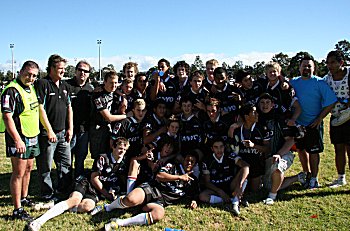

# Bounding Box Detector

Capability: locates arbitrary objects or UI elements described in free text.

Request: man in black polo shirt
[66,60,94,178]
[35,54,73,200]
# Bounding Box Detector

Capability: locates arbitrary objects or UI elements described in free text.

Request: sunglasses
[77,68,90,73]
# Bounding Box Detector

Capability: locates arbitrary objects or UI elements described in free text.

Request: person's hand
[159,82,166,92]
[189,200,197,209]
[65,129,73,143]
[286,118,296,126]
[310,117,322,128]
[179,172,194,182]
[194,99,205,110]
[15,139,26,154]
[242,140,254,148]
[272,154,281,163]
[48,130,57,143]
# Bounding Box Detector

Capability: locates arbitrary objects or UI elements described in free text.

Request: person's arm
[150,73,160,101]
[287,99,302,126]
[39,104,57,143]
[310,103,335,128]
[243,139,271,155]
[156,170,193,182]
[65,104,73,142]
[143,126,167,145]
[2,112,26,154]
[90,171,113,201]
[99,109,127,123]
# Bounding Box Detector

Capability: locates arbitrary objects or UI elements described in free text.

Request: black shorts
[330,117,350,144]
[73,176,99,203]
[138,183,165,207]
[242,155,265,178]
[295,125,324,154]
[89,125,111,159]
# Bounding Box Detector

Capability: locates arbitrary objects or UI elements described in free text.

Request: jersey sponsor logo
[160,96,174,103]
[30,101,39,110]
[223,105,237,112]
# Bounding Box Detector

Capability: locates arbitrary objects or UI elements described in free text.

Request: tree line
[0,39,349,83]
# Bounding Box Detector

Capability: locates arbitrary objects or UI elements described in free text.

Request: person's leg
[10,157,27,209]
[270,170,283,194]
[37,134,56,198]
[127,159,140,194]
[30,192,83,229]
[347,144,350,171]
[309,153,320,178]
[199,189,222,204]
[249,176,262,192]
[334,143,346,175]
[105,187,146,211]
[54,130,72,198]
[77,198,95,213]
[73,131,89,178]
[111,203,164,227]
[297,149,310,173]
[21,158,34,199]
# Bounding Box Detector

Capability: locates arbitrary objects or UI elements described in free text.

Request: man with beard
[290,55,337,189]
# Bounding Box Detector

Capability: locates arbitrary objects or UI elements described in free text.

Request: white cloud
[0,51,301,73]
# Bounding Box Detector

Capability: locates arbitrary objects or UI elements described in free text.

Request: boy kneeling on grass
[103,152,199,230]
[28,137,130,231]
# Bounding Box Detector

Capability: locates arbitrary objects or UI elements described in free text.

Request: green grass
[1,116,350,230]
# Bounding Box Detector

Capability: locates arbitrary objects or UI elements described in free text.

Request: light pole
[10,43,14,79]
[97,39,102,82]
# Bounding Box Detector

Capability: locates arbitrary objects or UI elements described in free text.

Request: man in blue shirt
[290,55,337,189]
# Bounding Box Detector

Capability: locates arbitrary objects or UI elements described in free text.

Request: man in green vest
[0,61,40,220]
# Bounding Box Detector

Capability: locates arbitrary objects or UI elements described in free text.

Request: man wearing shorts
[1,61,40,220]
[290,55,337,189]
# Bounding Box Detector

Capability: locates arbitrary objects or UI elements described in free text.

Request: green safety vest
[0,79,40,137]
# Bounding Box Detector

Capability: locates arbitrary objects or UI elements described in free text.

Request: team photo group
[1,50,349,230]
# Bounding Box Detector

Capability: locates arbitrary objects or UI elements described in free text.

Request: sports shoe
[33,200,55,211]
[90,205,103,215]
[331,107,350,126]
[21,197,35,207]
[309,178,319,189]
[105,218,119,231]
[226,203,240,216]
[329,178,347,188]
[28,220,42,231]
[240,199,249,208]
[263,197,274,205]
[298,172,310,188]
[12,207,33,221]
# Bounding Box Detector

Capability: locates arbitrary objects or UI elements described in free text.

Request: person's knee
[150,208,165,223]
[77,200,95,213]
[198,192,210,203]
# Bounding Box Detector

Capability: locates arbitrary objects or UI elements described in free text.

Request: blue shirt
[290,76,337,126]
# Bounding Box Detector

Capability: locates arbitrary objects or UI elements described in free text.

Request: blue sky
[0,0,349,72]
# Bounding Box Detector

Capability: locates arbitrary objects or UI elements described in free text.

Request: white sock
[105,196,126,212]
[268,192,277,200]
[36,201,69,225]
[242,179,248,192]
[118,212,153,226]
[127,177,137,194]
[338,174,345,180]
[209,195,223,204]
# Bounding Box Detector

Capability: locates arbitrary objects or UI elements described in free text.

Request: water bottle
[164,228,184,231]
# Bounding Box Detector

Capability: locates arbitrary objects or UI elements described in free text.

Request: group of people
[0,50,349,230]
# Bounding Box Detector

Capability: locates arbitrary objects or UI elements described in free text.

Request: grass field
[0,116,350,230]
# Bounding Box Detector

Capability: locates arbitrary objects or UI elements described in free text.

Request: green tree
[0,70,5,82]
[231,61,244,78]
[272,52,290,77]
[335,39,350,65]
[64,65,75,78]
[5,70,14,81]
[251,61,266,78]
[191,55,205,73]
